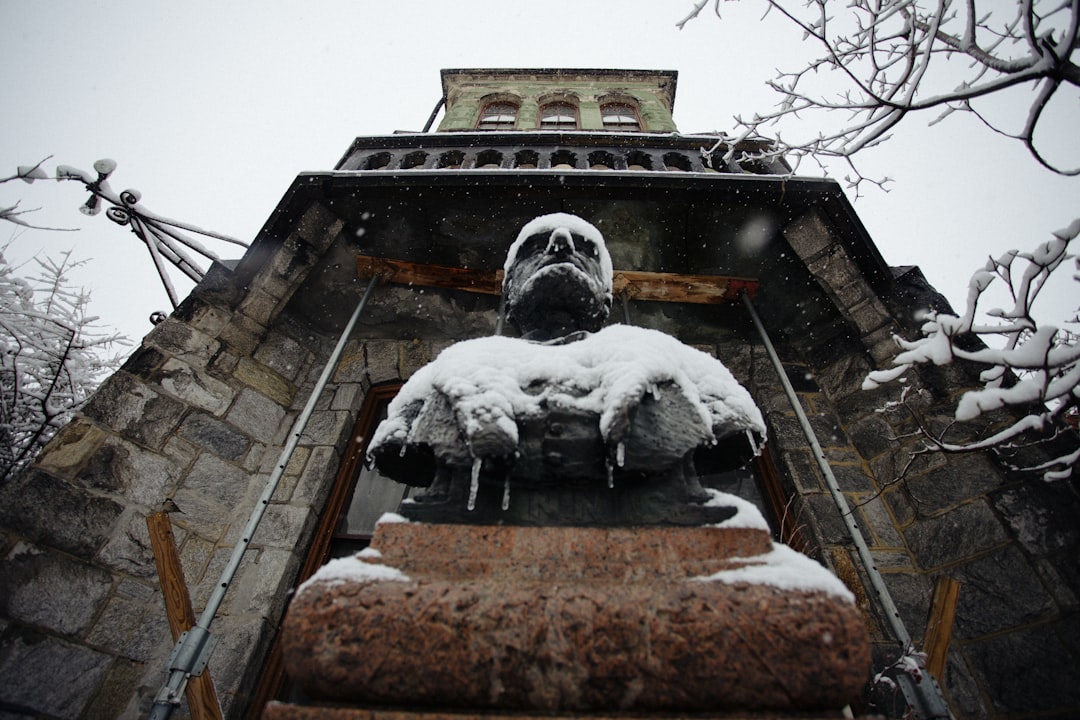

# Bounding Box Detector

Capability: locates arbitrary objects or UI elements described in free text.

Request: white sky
[1,1,1076,350]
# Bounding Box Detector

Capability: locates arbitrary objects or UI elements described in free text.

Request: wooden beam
[923,575,962,679]
[356,254,758,304]
[147,512,223,720]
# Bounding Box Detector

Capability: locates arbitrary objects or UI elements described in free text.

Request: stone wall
[766,208,1080,717]
[0,203,364,718]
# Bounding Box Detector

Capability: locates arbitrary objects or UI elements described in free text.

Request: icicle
[616,441,626,468]
[399,444,407,457]
[746,428,760,456]
[468,457,482,511]
[501,477,511,511]
[606,458,615,489]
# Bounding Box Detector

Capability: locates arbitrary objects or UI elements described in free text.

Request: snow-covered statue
[368,213,766,525]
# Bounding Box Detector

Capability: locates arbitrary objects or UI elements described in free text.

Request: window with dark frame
[601,102,641,131]
[539,102,578,130]
[476,102,518,130]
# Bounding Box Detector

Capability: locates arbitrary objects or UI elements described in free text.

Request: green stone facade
[437,69,678,133]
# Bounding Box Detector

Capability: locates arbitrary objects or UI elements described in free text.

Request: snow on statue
[368,213,766,525]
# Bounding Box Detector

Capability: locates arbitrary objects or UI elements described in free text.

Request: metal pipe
[148,276,380,719]
[742,293,952,718]
[422,96,446,133]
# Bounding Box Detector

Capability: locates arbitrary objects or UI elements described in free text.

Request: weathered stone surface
[226,387,288,442]
[878,571,931,643]
[250,504,315,548]
[952,546,1055,639]
[857,494,905,548]
[992,481,1080,556]
[904,454,1003,516]
[965,622,1080,712]
[179,412,252,461]
[804,493,853,546]
[282,524,868,714]
[831,464,875,493]
[236,357,295,406]
[783,209,834,259]
[97,511,158,578]
[172,454,254,539]
[0,470,123,558]
[0,543,113,634]
[85,438,180,506]
[254,331,311,382]
[941,652,990,720]
[82,372,187,448]
[144,319,220,363]
[158,357,235,415]
[0,630,111,717]
[30,419,107,479]
[84,657,146,720]
[845,413,897,461]
[903,501,1008,569]
[264,706,851,720]
[84,580,167,661]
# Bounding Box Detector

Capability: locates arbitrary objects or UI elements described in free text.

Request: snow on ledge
[297,555,410,596]
[692,542,855,603]
[376,512,410,524]
[703,488,770,531]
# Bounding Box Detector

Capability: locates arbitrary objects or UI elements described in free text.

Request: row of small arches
[357,148,704,172]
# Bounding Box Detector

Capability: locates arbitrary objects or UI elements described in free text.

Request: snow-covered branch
[0,249,126,482]
[680,0,1080,187]
[864,219,1080,480]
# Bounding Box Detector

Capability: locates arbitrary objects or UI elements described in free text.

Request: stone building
[1,68,1077,719]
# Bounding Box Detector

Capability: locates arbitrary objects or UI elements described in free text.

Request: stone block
[0,629,112,717]
[903,500,1008,569]
[858,494,905,547]
[229,547,301,619]
[226,387,288,442]
[783,208,834,259]
[781,449,825,493]
[992,481,1080,556]
[845,413,898,461]
[292,446,340,507]
[179,412,252,462]
[82,372,187,449]
[813,352,874,403]
[212,614,275,719]
[255,332,312,382]
[952,545,1055,639]
[235,357,295,406]
[0,470,123,558]
[904,454,1002,516]
[399,339,433,380]
[144,320,220,364]
[84,657,146,720]
[282,524,868,714]
[299,410,352,453]
[869,442,946,487]
[332,340,368,385]
[171,455,257,542]
[185,301,230,337]
[365,340,402,385]
[84,437,180,506]
[239,287,281,325]
[97,511,158,578]
[0,542,113,635]
[158,358,235,415]
[85,579,167,661]
[965,622,1080,713]
[330,382,364,412]
[881,486,916,527]
[31,419,108,479]
[162,435,200,470]
[879,571,932,643]
[831,464,875,493]
[219,313,267,356]
[846,297,891,336]
[804,493,852,546]
[870,549,914,570]
[941,651,990,720]
[250,504,315,549]
[296,201,345,252]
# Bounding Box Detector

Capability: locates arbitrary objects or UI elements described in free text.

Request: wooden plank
[147,512,224,720]
[356,254,758,304]
[923,575,962,679]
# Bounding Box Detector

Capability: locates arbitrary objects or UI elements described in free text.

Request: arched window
[540,102,578,130]
[476,102,518,130]
[601,103,641,131]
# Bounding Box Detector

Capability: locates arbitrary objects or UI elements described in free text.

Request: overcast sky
[1,1,1076,350]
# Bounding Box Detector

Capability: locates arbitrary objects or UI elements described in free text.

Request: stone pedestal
[274,520,869,716]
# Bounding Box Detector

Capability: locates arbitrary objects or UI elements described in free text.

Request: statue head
[502,213,613,340]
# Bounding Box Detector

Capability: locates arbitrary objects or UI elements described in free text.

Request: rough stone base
[280,523,869,714]
[264,705,853,720]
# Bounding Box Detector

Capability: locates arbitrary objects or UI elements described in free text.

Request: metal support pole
[148,276,380,719]
[742,293,952,719]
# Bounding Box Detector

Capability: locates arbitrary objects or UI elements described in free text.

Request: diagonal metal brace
[166,626,217,678]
